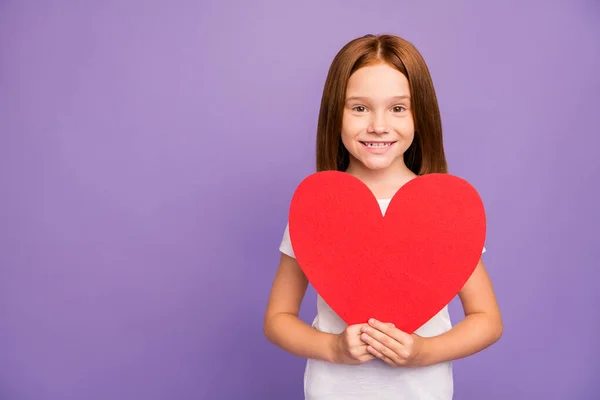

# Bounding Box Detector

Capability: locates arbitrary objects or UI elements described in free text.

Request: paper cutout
[288,171,486,334]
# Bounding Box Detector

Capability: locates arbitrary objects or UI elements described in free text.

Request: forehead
[346,63,410,96]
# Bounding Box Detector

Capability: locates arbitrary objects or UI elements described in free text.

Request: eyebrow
[345,95,410,103]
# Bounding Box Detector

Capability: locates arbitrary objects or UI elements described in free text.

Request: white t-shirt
[279,198,485,400]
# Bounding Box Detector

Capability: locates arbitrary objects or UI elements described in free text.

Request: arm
[263,253,337,363]
[418,258,503,366]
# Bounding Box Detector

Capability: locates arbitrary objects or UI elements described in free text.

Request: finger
[348,323,370,336]
[366,345,396,367]
[368,319,412,344]
[358,347,377,361]
[361,326,403,355]
[353,344,372,355]
[360,352,377,362]
[350,345,376,363]
[360,332,401,363]
[349,344,372,356]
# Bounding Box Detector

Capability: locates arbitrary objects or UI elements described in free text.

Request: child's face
[341,63,415,172]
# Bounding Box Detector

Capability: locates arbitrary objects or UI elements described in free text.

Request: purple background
[1,1,599,399]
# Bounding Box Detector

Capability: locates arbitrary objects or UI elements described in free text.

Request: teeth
[364,142,391,148]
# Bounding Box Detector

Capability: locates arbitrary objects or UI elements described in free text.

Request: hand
[360,318,426,367]
[329,323,380,365]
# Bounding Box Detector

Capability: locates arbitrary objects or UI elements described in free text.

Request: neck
[345,158,416,199]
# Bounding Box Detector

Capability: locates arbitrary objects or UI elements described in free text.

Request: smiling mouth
[360,141,396,148]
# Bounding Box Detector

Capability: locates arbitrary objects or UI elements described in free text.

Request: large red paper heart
[288,171,486,334]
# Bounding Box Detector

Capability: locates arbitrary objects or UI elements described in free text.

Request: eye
[352,106,367,113]
[392,105,406,113]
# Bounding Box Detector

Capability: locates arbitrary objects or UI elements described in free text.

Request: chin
[359,157,398,171]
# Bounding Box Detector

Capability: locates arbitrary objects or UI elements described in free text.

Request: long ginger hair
[316,34,447,175]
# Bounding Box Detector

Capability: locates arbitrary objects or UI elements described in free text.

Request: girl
[264,34,503,400]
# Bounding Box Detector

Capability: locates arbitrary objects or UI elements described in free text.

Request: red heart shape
[288,171,486,334]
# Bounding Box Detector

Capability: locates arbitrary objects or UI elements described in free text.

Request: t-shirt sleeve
[279,223,296,259]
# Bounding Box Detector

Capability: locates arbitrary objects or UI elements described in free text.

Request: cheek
[341,118,363,140]
[340,132,353,152]
[399,132,415,151]
[396,121,415,141]
[340,122,359,148]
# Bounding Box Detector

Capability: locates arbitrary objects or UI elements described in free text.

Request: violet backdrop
[1,1,599,399]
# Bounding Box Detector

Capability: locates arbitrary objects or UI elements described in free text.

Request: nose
[367,111,389,135]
